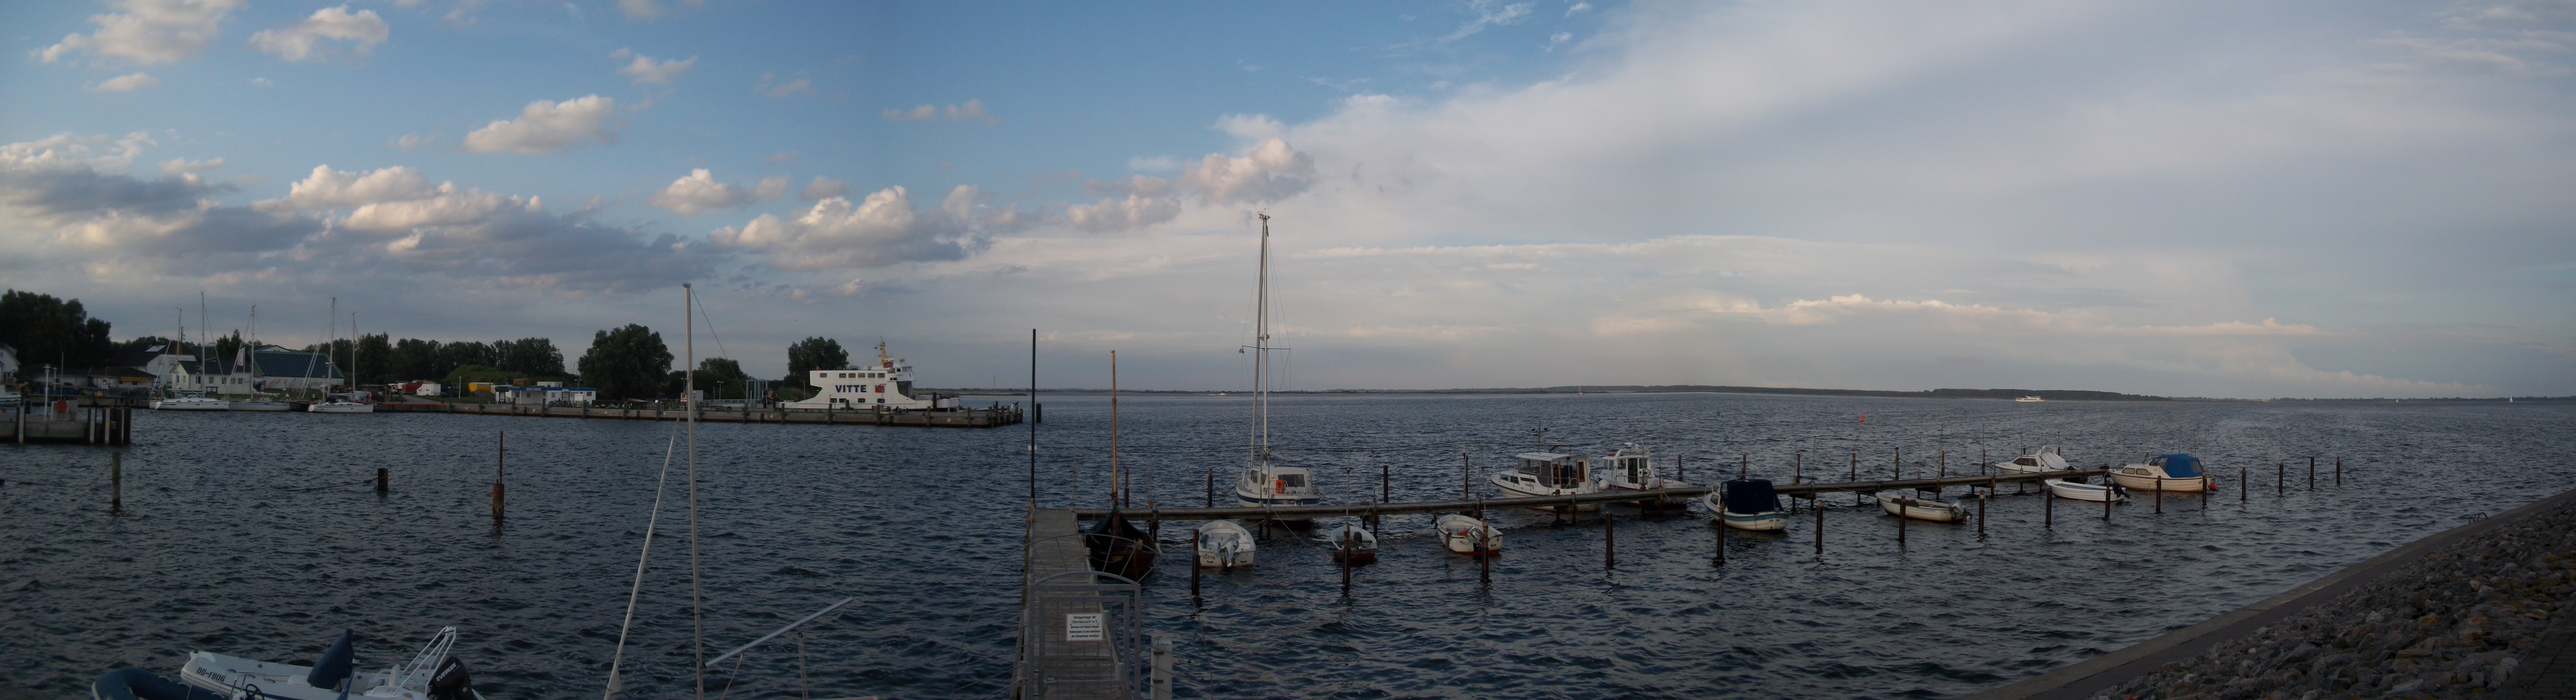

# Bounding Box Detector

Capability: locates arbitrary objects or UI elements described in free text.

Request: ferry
[2015,396,2045,403]
[783,341,962,411]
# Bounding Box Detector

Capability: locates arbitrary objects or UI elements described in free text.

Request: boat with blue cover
[1704,478,1788,531]
[2111,454,2212,492]
[95,627,482,700]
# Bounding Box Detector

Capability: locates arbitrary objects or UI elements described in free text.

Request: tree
[355,334,392,385]
[691,357,753,399]
[578,324,673,402]
[495,337,566,377]
[784,336,850,389]
[438,341,497,377]
[390,338,441,381]
[0,290,115,369]
[212,330,246,364]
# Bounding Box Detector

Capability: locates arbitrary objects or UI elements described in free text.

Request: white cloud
[87,72,162,92]
[1567,2,1592,17]
[461,95,618,155]
[615,0,700,21]
[1176,138,1316,204]
[35,0,242,66]
[799,176,847,201]
[250,77,273,86]
[763,77,813,99]
[613,50,697,85]
[157,157,224,174]
[645,169,782,216]
[257,165,439,210]
[248,5,389,63]
[387,133,438,150]
[709,185,986,269]
[1064,195,1183,232]
[881,99,995,122]
[763,151,797,164]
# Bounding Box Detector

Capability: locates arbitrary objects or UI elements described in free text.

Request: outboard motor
[427,656,475,700]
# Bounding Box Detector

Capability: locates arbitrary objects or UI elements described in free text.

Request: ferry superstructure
[785,341,960,410]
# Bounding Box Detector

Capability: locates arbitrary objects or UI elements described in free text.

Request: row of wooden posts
[10,405,134,445]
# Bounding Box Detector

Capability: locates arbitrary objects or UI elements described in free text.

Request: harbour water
[3,393,2571,698]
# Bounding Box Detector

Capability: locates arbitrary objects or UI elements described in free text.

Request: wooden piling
[1848,452,1857,487]
[1462,452,1471,500]
[1739,454,1748,480]
[2308,456,2315,490]
[2154,477,2162,513]
[1897,493,1906,545]
[492,431,506,522]
[1205,468,1213,508]
[1342,532,1353,596]
[1978,478,1989,535]
[1678,454,1685,483]
[1939,450,1946,481]
[110,452,122,512]
[2241,466,2248,501]
[1813,495,1824,555]
[1383,463,1392,504]
[2045,486,2053,528]
[1605,511,1616,570]
[377,467,388,494]
[1793,452,1802,485]
[2104,480,2113,520]
[1190,532,1202,598]
[2276,461,2285,496]
[2335,458,2342,486]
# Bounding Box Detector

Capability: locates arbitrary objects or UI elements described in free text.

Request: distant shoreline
[944,385,2572,402]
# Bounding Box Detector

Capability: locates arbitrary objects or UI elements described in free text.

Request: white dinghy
[1704,479,1789,531]
[1435,514,1502,556]
[2111,454,2213,492]
[1877,491,1969,522]
[95,627,484,700]
[1194,520,1256,569]
[2046,477,2125,502]
[1328,523,1378,564]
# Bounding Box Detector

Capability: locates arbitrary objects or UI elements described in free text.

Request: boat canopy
[2152,454,2205,478]
[1515,452,1574,463]
[1722,479,1779,514]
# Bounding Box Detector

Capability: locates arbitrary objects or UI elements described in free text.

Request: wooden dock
[439,402,1023,428]
[1070,469,2113,521]
[1013,508,1141,700]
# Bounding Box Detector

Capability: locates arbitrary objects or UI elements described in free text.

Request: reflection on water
[2,394,2568,698]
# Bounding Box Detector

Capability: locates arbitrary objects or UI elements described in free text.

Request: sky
[3,0,2571,398]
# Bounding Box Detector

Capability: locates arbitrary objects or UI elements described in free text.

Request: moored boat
[1877,491,1969,522]
[1706,478,1789,531]
[1596,444,1689,510]
[97,627,483,700]
[1194,520,1256,569]
[1435,514,1502,556]
[1328,523,1378,564]
[309,392,375,414]
[2046,477,2125,502]
[2111,454,2212,492]
[151,395,230,410]
[1084,508,1158,581]
[1989,446,2071,476]
[1491,452,1600,509]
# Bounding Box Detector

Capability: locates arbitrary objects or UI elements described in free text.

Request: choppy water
[3,394,2572,699]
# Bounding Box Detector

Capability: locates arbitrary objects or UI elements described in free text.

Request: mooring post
[2155,477,2162,513]
[1190,532,1202,598]
[1462,452,1471,500]
[1897,495,1906,545]
[2335,458,2342,486]
[2104,481,2113,520]
[377,467,388,494]
[1714,496,1727,565]
[1605,511,1617,570]
[2240,467,2247,501]
[2276,461,2285,496]
[1383,463,1392,504]
[2308,456,2315,490]
[2045,487,2053,528]
[1677,454,1685,483]
[1849,452,1857,485]
[492,431,506,522]
[1151,636,1174,700]
[110,452,122,512]
[1893,447,1900,481]
[1739,454,1747,480]
[1813,495,1824,555]
[1341,535,1353,597]
[1793,451,1802,485]
[1978,479,1988,535]
[1939,450,1946,481]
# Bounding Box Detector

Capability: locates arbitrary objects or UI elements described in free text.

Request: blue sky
[4,0,2572,397]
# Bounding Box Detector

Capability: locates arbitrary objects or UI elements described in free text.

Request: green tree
[355,334,392,385]
[211,330,247,365]
[437,341,497,377]
[691,357,753,399]
[578,324,673,402]
[0,290,115,369]
[495,337,566,377]
[390,338,441,381]
[784,336,850,389]
[116,336,179,356]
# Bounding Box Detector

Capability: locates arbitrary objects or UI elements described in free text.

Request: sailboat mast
[683,283,705,700]
[200,291,209,390]
[1110,350,1120,507]
[1254,213,1271,470]
[328,297,338,393]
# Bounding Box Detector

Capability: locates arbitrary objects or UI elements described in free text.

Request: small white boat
[1990,446,2071,476]
[1877,491,1968,522]
[2046,478,2125,502]
[1704,478,1789,531]
[310,393,376,414]
[1435,514,1502,556]
[1328,523,1378,564]
[1193,521,1256,569]
[1596,444,1690,510]
[151,396,231,410]
[2015,396,2045,402]
[1491,452,1600,509]
[229,395,292,411]
[2110,454,2212,492]
[93,627,484,700]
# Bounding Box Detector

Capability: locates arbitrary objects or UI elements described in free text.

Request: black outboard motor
[428,656,476,700]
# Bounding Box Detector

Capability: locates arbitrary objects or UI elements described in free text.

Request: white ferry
[2015,396,2045,403]
[783,342,961,410]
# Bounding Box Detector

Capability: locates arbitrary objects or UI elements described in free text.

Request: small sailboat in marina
[96,627,484,700]
[1231,214,1323,519]
[151,392,231,410]
[1435,514,1502,556]
[2111,454,2213,492]
[1194,520,1256,569]
[1328,523,1378,564]
[1491,452,1600,508]
[2046,477,2125,502]
[1877,491,1969,522]
[1085,508,1159,581]
[1706,479,1789,531]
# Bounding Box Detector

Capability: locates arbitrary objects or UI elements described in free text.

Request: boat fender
[90,668,230,700]
[427,656,475,700]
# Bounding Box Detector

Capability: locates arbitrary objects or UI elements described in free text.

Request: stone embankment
[2091,497,2576,699]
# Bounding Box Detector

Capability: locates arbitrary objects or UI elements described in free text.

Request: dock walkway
[437,402,1022,428]
[1013,508,1141,700]
[1071,468,2112,520]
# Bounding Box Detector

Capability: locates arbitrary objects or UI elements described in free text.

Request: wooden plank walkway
[440,402,1023,428]
[1014,508,1130,700]
[1071,469,2114,520]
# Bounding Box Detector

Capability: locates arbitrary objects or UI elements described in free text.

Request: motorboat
[310,392,375,414]
[1491,452,1600,509]
[1327,523,1378,564]
[1083,508,1158,582]
[1877,491,1969,522]
[1193,520,1256,569]
[1989,446,2071,476]
[2015,396,2045,403]
[1434,514,1502,556]
[2111,454,2212,492]
[2046,477,2125,502]
[151,395,230,410]
[1705,479,1789,531]
[1596,444,1690,511]
[97,626,483,700]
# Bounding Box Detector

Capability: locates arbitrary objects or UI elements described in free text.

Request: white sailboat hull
[309,402,375,414]
[1877,492,1968,522]
[151,398,230,410]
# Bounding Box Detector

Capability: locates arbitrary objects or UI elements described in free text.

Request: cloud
[1176,137,1316,204]
[157,157,224,174]
[256,165,439,211]
[645,169,786,216]
[1567,2,1592,17]
[1084,176,1174,198]
[763,151,797,164]
[387,133,438,150]
[762,77,813,99]
[612,49,696,85]
[799,176,847,201]
[87,72,162,92]
[250,77,273,86]
[881,99,995,123]
[616,0,700,21]
[709,185,988,269]
[248,5,389,63]
[461,95,618,155]
[34,0,242,66]
[1063,195,1183,232]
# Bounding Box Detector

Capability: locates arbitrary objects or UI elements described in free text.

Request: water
[3,394,2571,699]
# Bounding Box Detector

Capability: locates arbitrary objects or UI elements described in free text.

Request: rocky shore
[2090,497,2576,699]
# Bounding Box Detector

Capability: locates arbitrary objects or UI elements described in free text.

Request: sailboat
[311,307,373,414]
[154,298,229,410]
[1232,214,1322,517]
[231,305,291,411]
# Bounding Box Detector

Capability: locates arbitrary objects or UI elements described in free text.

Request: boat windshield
[2154,454,2205,478]
[1278,473,1307,488]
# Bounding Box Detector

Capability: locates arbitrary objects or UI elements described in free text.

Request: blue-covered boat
[1703,479,1789,531]
[94,627,482,700]
[2111,454,2212,492]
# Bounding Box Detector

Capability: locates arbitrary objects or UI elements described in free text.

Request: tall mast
[200,291,209,389]
[328,297,338,392]
[1110,350,1120,507]
[1254,213,1271,471]
[683,283,704,700]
